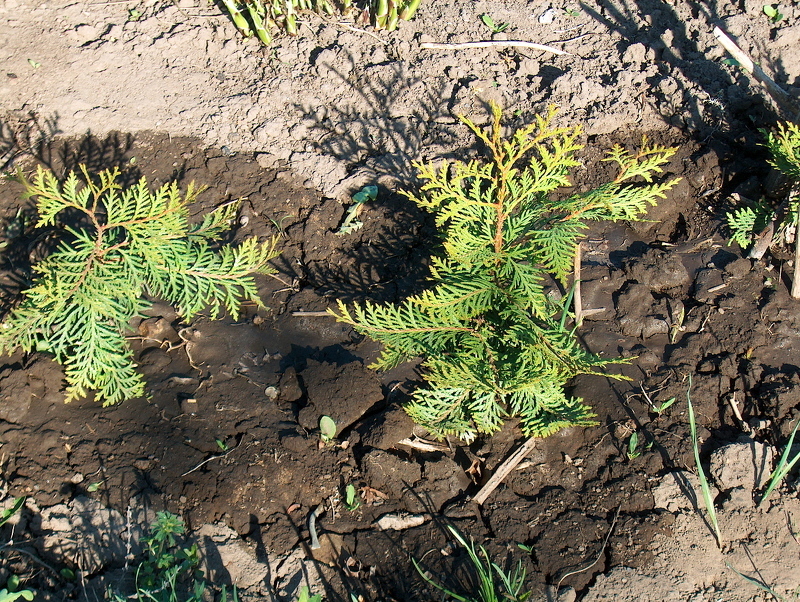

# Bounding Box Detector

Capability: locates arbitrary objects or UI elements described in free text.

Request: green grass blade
[687,375,722,547]
[725,561,785,601]
[759,419,800,507]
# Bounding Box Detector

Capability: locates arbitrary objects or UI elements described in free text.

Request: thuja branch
[0,166,281,406]
[331,104,680,441]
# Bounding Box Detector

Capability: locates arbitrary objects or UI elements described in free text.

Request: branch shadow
[579,0,795,140]
[291,54,462,189]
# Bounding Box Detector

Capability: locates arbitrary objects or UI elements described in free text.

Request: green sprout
[297,587,322,602]
[344,483,361,511]
[762,4,784,22]
[319,415,337,443]
[758,419,800,506]
[480,14,510,33]
[336,185,377,236]
[687,376,722,547]
[626,431,641,460]
[413,526,532,602]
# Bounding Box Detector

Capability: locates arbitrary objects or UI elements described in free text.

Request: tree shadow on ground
[292,54,463,188]
[581,0,796,139]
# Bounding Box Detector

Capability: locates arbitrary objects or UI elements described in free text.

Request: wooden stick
[472,436,537,505]
[421,40,568,56]
[291,310,332,317]
[712,26,797,117]
[792,202,800,299]
[573,242,583,327]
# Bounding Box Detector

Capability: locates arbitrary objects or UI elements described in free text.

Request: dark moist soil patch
[0,128,799,600]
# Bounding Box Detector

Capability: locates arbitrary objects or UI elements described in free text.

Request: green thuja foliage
[727,122,800,248]
[0,166,280,406]
[331,104,680,441]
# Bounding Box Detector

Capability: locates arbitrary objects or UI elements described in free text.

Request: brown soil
[1,0,800,601]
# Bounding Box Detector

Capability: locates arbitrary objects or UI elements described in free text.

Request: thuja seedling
[332,104,680,441]
[726,121,800,296]
[0,166,280,406]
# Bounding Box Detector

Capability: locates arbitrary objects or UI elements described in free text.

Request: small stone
[180,397,198,415]
[71,473,84,484]
[133,458,153,471]
[538,7,557,23]
[264,386,279,401]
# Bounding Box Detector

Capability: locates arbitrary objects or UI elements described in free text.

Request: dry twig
[472,437,538,505]
[712,26,797,118]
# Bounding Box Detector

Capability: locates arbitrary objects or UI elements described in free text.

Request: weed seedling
[0,590,34,602]
[343,483,361,511]
[687,376,722,547]
[110,511,205,602]
[297,586,322,602]
[336,185,377,236]
[220,585,239,602]
[626,431,641,460]
[413,526,531,602]
[0,498,34,602]
[480,14,509,33]
[319,415,337,443]
[762,4,784,22]
[758,419,800,506]
[216,438,229,452]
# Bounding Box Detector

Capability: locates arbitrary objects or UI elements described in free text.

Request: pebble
[539,7,557,24]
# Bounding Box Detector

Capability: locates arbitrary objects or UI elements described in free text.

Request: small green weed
[687,376,722,547]
[336,185,377,236]
[0,498,34,602]
[222,0,424,45]
[762,4,784,22]
[343,483,361,511]
[626,431,641,460]
[413,526,531,602]
[480,14,509,33]
[653,397,677,415]
[319,415,337,443]
[110,511,205,602]
[297,586,323,602]
[759,419,800,506]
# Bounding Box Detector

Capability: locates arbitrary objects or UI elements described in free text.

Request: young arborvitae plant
[331,104,680,441]
[0,166,280,406]
[726,122,800,294]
